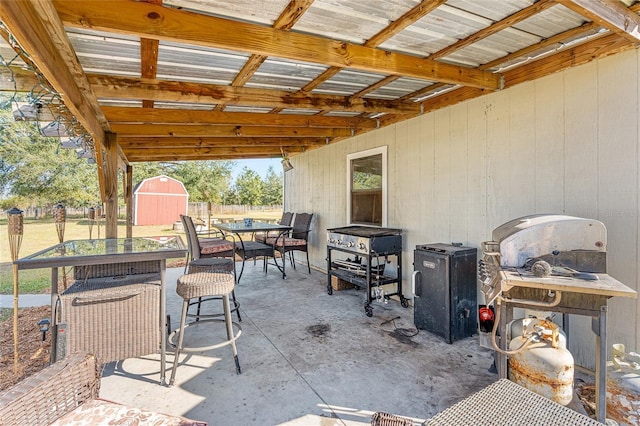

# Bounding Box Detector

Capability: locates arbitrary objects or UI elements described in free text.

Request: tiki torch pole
[7,207,24,373]
[207,201,212,235]
[54,203,67,285]
[88,207,95,239]
[96,205,102,239]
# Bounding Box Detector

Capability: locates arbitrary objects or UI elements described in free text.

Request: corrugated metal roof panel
[223,105,274,113]
[154,102,217,110]
[157,41,248,85]
[378,4,492,57]
[98,99,143,108]
[513,4,589,38]
[246,58,327,91]
[312,69,387,96]
[164,0,291,26]
[365,77,434,100]
[294,0,421,44]
[324,111,363,117]
[66,29,141,77]
[446,0,536,21]
[278,108,322,115]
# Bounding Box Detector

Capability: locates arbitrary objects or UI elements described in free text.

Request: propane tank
[508,317,574,405]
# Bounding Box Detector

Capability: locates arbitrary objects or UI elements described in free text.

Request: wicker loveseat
[0,352,206,426]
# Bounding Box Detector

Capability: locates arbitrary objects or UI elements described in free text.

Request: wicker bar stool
[169,272,242,386]
[186,257,241,322]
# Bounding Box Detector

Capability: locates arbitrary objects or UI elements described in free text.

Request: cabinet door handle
[412,270,421,297]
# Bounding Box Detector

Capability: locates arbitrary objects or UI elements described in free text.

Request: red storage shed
[133,175,188,226]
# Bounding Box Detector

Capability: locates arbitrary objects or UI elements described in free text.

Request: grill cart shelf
[326,226,408,316]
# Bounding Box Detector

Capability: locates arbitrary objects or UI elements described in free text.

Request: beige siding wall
[284,49,639,368]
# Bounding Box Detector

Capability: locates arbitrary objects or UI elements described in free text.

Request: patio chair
[181,214,235,266]
[180,214,240,321]
[254,211,294,243]
[267,212,313,274]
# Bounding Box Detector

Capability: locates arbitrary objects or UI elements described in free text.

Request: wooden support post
[104,132,119,238]
[126,164,133,238]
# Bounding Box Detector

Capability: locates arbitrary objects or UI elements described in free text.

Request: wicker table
[14,236,186,385]
[422,379,601,425]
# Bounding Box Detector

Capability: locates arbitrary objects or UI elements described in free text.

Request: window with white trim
[347,146,387,227]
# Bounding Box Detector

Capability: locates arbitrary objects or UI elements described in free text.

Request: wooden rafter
[102,106,377,129]
[53,0,502,90]
[124,146,303,162]
[139,0,161,108]
[380,30,635,129]
[429,0,557,60]
[400,21,603,103]
[118,137,327,149]
[87,74,421,114]
[557,0,640,44]
[110,123,354,138]
[219,0,314,113]
[231,0,313,88]
[300,0,447,108]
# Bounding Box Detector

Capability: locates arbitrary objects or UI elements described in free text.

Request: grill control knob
[347,241,355,248]
[358,243,366,250]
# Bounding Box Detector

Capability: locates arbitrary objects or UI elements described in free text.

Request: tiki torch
[54,203,66,244]
[54,203,67,285]
[88,207,95,239]
[95,205,102,239]
[7,207,24,373]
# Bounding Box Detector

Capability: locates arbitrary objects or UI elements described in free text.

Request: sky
[232,158,282,180]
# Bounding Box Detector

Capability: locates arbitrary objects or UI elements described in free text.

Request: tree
[174,161,234,203]
[234,167,264,206]
[262,166,283,205]
[0,98,100,207]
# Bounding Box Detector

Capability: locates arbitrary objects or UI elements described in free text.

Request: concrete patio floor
[98,260,497,425]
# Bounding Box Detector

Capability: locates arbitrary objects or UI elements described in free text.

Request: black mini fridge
[413,243,477,343]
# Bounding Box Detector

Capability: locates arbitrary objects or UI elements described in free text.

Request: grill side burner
[326,226,407,316]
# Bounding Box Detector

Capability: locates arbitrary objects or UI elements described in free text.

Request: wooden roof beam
[54,0,502,90]
[110,123,353,138]
[557,0,640,44]
[139,0,162,108]
[124,147,303,162]
[231,0,313,88]
[88,74,421,114]
[300,0,446,99]
[118,137,328,149]
[102,106,377,128]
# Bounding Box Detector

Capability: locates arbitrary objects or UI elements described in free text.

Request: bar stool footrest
[168,319,242,353]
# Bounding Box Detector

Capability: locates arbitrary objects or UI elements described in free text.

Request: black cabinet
[413,244,477,343]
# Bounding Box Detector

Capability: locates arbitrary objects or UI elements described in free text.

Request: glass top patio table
[14,236,185,269]
[214,222,291,281]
